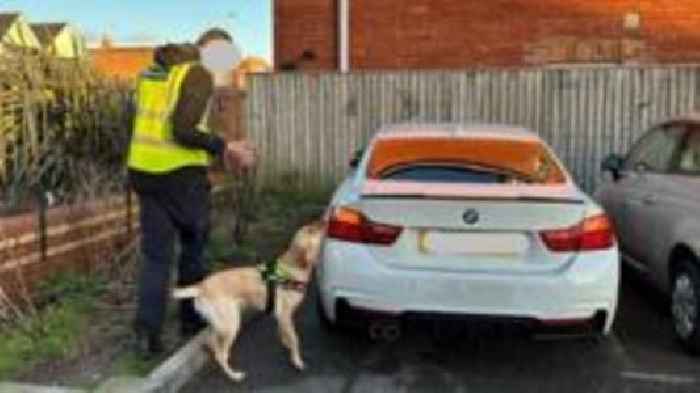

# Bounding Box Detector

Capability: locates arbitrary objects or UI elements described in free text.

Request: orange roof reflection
[367,137,566,184]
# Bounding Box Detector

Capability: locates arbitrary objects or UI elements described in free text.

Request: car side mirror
[349,148,364,169]
[601,154,624,181]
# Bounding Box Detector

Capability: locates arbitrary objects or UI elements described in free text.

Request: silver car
[596,114,700,354]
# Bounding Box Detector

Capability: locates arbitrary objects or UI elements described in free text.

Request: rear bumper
[317,241,620,334]
[335,299,610,335]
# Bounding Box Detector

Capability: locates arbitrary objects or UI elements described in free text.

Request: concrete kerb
[137,329,210,393]
[0,384,85,393]
[0,330,210,393]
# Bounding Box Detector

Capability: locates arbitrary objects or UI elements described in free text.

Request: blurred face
[199,39,241,74]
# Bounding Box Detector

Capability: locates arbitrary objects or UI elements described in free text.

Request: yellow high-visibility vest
[127,62,211,173]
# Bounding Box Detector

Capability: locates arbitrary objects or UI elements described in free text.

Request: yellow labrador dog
[173,221,324,383]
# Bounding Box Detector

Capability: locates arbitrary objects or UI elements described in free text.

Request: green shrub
[0,272,105,378]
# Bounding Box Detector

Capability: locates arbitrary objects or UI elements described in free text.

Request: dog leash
[263,259,277,314]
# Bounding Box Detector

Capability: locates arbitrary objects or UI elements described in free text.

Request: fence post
[126,185,132,238]
[35,185,48,265]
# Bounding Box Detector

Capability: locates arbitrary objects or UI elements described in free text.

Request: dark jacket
[129,44,225,193]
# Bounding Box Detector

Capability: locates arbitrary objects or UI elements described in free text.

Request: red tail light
[540,214,615,252]
[327,207,403,245]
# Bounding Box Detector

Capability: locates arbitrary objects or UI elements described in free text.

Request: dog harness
[258,259,308,314]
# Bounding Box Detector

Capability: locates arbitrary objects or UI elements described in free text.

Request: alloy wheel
[672,273,698,340]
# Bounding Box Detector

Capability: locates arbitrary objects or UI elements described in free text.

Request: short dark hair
[196,28,233,47]
[154,43,200,66]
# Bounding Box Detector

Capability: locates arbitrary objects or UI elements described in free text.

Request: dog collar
[258,259,291,282]
[280,279,308,293]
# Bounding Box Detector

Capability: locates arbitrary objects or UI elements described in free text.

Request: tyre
[671,259,700,355]
[314,281,337,331]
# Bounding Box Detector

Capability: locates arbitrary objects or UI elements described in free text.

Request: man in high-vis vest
[127,29,255,356]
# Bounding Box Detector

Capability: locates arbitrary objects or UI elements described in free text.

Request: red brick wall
[0,197,139,296]
[90,47,155,80]
[275,0,338,70]
[274,0,700,70]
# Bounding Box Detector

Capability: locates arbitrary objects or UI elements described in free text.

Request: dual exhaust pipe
[368,319,402,342]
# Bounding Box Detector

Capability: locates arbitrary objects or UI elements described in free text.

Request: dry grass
[0,229,38,330]
[0,232,141,379]
[0,47,132,214]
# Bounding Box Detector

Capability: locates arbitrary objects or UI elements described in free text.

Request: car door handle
[642,194,658,205]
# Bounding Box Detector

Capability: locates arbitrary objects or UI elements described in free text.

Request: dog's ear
[289,224,323,269]
[289,243,311,269]
[306,220,325,233]
[303,224,323,266]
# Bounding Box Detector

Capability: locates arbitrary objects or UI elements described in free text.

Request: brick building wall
[90,46,154,80]
[275,0,339,70]
[274,0,700,70]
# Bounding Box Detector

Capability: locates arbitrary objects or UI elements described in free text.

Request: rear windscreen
[367,137,567,184]
[381,165,510,183]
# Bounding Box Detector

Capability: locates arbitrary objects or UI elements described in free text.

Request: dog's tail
[173,286,201,299]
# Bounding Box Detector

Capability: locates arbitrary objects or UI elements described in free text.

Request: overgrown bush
[0,48,132,214]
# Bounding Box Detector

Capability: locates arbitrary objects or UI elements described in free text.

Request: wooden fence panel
[246,66,700,193]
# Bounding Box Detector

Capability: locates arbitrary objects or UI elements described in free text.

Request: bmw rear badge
[462,209,480,225]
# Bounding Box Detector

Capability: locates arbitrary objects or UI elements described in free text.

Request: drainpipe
[339,0,350,73]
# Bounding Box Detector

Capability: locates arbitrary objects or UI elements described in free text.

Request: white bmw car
[316,124,619,338]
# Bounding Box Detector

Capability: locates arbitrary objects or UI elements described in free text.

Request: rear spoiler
[361,180,584,204]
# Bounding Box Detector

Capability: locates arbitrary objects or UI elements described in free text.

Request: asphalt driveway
[182,267,700,393]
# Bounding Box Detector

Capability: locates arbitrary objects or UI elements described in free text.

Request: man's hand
[225,140,257,172]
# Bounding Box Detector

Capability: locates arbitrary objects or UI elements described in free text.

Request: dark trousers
[131,170,211,336]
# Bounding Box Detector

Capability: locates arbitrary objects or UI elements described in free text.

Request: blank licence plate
[419,231,528,256]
